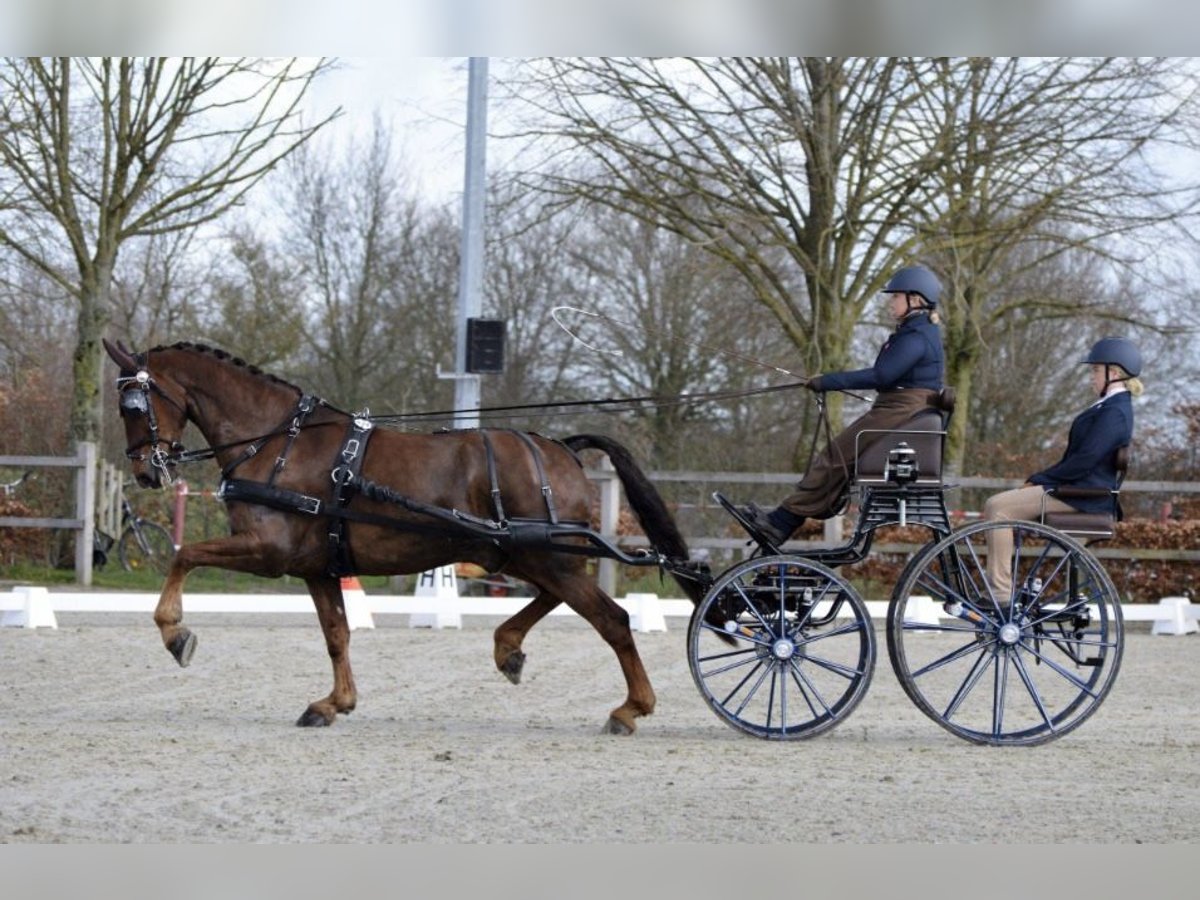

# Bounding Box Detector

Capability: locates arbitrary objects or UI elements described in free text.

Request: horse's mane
[148,341,303,394]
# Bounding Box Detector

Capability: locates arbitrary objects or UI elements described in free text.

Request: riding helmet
[1080,337,1142,377]
[883,265,942,307]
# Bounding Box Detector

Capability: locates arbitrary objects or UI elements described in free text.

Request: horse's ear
[103,338,139,372]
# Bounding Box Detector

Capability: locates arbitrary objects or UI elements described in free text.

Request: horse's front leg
[296,576,357,727]
[151,532,275,668]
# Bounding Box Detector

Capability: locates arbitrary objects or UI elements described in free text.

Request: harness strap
[268,395,318,487]
[326,414,375,577]
[218,479,324,516]
[479,430,507,524]
[510,430,559,524]
[221,394,319,480]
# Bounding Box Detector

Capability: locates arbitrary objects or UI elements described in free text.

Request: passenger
[982,337,1141,599]
[740,264,946,546]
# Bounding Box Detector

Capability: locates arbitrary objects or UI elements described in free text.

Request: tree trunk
[69,267,111,445]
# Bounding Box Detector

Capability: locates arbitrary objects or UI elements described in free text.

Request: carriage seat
[1039,445,1129,542]
[853,388,955,487]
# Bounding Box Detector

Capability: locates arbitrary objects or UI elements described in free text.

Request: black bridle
[117,364,189,486]
[115,356,328,486]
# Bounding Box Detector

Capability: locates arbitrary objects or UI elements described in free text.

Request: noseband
[117,362,188,485]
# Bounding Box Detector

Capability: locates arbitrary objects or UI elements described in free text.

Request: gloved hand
[805,375,826,393]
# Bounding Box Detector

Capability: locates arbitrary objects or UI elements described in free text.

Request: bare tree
[108,229,206,349]
[254,117,463,417]
[563,203,804,469]
[500,57,945,447]
[188,222,307,370]
[912,57,1200,470]
[479,184,590,417]
[0,57,337,444]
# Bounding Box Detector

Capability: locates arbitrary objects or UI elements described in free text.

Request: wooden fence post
[596,458,620,596]
[75,441,96,586]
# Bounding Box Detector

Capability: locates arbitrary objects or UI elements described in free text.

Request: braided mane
[148,341,303,393]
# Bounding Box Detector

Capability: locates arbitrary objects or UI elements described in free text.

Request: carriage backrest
[853,409,948,486]
[854,387,955,487]
[1041,443,1130,542]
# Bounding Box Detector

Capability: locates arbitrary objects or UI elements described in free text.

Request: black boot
[739,503,804,546]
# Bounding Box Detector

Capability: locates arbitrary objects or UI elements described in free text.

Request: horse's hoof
[499,650,526,685]
[168,630,197,668]
[602,715,635,736]
[296,708,334,727]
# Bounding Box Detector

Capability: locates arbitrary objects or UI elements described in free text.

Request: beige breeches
[981,485,1076,598]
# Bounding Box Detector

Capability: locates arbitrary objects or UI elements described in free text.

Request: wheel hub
[998,622,1022,645]
[771,638,795,660]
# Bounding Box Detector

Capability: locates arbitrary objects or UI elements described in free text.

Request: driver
[740,265,946,546]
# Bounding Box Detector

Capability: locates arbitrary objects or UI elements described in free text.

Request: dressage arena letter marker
[624,592,668,633]
[410,565,463,629]
[1150,596,1199,636]
[0,585,58,629]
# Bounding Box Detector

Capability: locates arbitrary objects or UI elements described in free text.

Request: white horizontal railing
[3,585,1197,636]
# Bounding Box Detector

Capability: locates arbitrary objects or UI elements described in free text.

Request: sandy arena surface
[2,611,1198,843]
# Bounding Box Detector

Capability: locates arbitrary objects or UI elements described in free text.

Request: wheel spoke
[909,634,993,680]
[788,657,834,718]
[991,649,1009,737]
[1011,649,1056,734]
[941,645,994,721]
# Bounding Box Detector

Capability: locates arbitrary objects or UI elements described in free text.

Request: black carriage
[683,392,1126,746]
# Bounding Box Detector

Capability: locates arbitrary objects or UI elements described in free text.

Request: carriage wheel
[887,520,1123,746]
[687,554,875,740]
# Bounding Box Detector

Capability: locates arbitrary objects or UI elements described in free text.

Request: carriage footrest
[711,491,783,552]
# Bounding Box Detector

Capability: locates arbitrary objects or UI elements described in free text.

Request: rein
[115,349,857,482]
[368,381,811,425]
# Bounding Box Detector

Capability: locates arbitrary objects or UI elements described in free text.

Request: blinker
[120,390,149,414]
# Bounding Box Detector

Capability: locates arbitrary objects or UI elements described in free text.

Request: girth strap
[326,413,375,577]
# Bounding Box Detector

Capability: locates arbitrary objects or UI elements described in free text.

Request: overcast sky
[303,57,477,208]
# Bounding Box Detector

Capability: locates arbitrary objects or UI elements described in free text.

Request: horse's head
[103,339,190,489]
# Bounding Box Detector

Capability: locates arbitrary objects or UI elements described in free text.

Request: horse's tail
[562,433,709,605]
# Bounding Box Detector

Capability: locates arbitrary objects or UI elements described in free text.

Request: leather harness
[216,401,568,577]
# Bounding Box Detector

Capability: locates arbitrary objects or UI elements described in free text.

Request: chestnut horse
[103,340,706,733]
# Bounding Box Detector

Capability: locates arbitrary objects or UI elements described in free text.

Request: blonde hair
[1125,376,1144,397]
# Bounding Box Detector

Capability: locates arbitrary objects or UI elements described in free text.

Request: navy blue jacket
[818,312,944,392]
[1028,391,1133,514]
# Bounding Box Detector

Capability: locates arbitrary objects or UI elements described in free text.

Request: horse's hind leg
[297,576,359,727]
[493,594,560,684]
[580,581,656,735]
[523,568,656,735]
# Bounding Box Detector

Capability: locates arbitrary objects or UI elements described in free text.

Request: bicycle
[1,470,35,497]
[94,490,176,576]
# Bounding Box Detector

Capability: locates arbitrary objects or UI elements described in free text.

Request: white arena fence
[3,569,1197,636]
